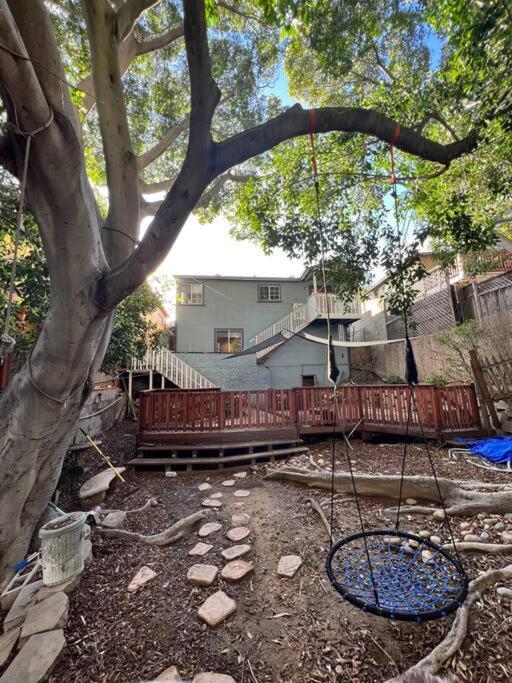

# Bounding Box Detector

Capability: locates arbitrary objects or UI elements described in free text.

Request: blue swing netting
[326,530,468,622]
[458,436,512,464]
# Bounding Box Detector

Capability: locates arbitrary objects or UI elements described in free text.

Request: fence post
[431,385,443,438]
[357,386,366,439]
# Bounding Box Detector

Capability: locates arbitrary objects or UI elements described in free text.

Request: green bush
[425,373,448,386]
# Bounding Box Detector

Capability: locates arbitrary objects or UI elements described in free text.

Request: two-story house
[172,272,360,390]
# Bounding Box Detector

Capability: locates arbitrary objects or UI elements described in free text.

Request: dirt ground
[45,421,512,682]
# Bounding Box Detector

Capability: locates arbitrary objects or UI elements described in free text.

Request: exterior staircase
[130,346,216,389]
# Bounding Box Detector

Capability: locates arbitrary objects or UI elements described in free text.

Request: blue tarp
[460,436,512,464]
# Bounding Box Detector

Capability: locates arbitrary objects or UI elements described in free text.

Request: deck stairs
[130,346,216,389]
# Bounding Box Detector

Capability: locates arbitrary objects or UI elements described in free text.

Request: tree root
[99,497,159,516]
[442,542,512,555]
[387,564,512,681]
[307,498,334,543]
[96,510,208,546]
[265,467,512,517]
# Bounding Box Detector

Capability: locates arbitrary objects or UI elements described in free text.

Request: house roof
[174,274,306,282]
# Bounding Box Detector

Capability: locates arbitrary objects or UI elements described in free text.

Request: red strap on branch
[308,109,318,177]
[389,122,400,184]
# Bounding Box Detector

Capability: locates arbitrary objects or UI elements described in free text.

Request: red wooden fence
[139,384,481,437]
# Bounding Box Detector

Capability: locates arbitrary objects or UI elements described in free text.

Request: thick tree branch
[135,23,184,56]
[116,0,160,42]
[137,116,189,169]
[140,176,176,194]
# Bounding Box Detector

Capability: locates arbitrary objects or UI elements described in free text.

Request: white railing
[252,303,307,345]
[131,347,216,389]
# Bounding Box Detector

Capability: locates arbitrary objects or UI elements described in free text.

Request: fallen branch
[307,498,334,544]
[96,510,207,546]
[442,542,512,555]
[99,497,158,515]
[387,564,512,680]
[265,467,512,517]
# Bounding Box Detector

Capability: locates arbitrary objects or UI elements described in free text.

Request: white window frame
[214,329,243,353]
[178,282,203,305]
[258,283,281,302]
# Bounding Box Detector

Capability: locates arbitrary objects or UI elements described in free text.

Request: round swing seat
[326,530,468,622]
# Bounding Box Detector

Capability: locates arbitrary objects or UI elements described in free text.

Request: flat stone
[233,490,250,498]
[156,665,183,681]
[101,511,127,529]
[385,536,403,547]
[221,480,235,487]
[36,573,81,603]
[210,493,223,499]
[502,531,512,544]
[193,674,236,683]
[127,566,157,592]
[189,543,213,557]
[497,587,512,601]
[3,580,43,633]
[0,629,66,683]
[221,544,251,561]
[221,560,254,583]
[418,530,431,538]
[202,499,222,508]
[198,523,222,538]
[79,467,125,499]
[197,591,236,627]
[483,518,494,524]
[20,592,68,643]
[277,555,302,578]
[0,628,20,668]
[405,498,418,505]
[233,472,247,479]
[463,534,481,543]
[504,512,512,520]
[430,535,442,545]
[199,483,212,492]
[231,513,250,526]
[432,510,446,522]
[226,527,250,542]
[187,564,219,587]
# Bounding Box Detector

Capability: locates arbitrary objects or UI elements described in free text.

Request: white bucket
[39,511,87,586]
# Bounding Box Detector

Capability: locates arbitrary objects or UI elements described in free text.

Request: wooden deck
[137,384,483,447]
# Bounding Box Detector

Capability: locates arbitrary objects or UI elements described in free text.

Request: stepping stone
[199,483,212,492]
[193,674,236,683]
[156,665,183,681]
[277,555,302,578]
[202,499,222,508]
[197,591,236,627]
[233,490,250,498]
[405,498,417,505]
[4,580,43,633]
[210,493,223,499]
[221,544,251,561]
[36,573,82,603]
[187,564,219,587]
[189,542,213,557]
[226,526,250,542]
[79,467,126,500]
[0,628,20,668]
[127,566,157,592]
[233,472,247,479]
[0,629,66,683]
[221,480,235,487]
[20,592,68,644]
[101,511,127,529]
[231,513,250,526]
[198,522,222,537]
[221,560,254,583]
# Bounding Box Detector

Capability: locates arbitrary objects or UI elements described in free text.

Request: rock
[233,472,247,479]
[202,499,222,508]
[405,498,418,505]
[233,490,250,498]
[477,513,485,519]
[430,535,442,545]
[1,630,66,683]
[198,523,222,537]
[101,511,127,529]
[407,539,420,549]
[127,566,157,592]
[193,674,236,682]
[433,510,446,522]
[221,480,235,487]
[497,587,512,601]
[20,592,68,643]
[187,564,219,587]
[385,536,403,547]
[199,483,212,492]
[189,543,213,557]
[483,518,494,525]
[79,467,126,500]
[231,513,250,526]
[502,531,512,544]
[84,539,93,567]
[463,534,481,543]
[210,493,223,499]
[221,560,254,583]
[480,532,490,542]
[221,545,251,561]
[3,580,43,633]
[504,512,512,520]
[460,521,471,530]
[0,628,20,668]
[197,591,236,627]
[277,555,302,578]
[418,530,431,539]
[156,665,183,681]
[226,527,250,542]
[36,573,82,603]
[422,550,434,564]
[495,522,506,532]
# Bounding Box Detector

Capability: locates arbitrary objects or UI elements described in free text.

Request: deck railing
[139,384,481,436]
[131,346,215,389]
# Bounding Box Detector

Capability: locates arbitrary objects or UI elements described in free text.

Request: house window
[302,375,315,387]
[215,329,243,353]
[308,285,332,295]
[177,282,203,305]
[258,284,281,301]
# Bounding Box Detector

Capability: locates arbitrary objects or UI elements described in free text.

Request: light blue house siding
[175,276,311,353]
[176,352,270,390]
